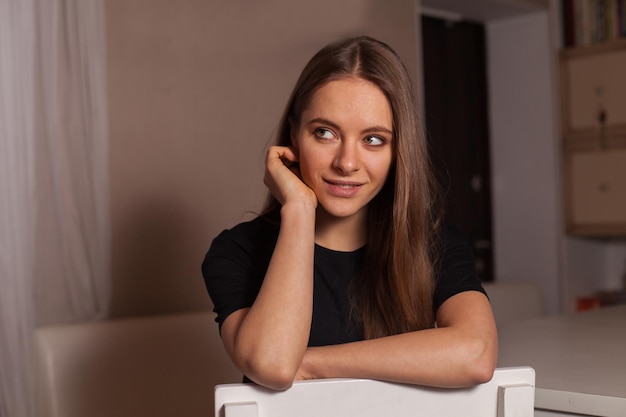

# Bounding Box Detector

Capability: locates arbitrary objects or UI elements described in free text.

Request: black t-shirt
[202,213,485,346]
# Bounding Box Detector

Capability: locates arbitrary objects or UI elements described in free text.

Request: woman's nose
[333,141,360,174]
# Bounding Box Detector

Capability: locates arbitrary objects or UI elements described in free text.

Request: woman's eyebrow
[306,117,341,130]
[306,117,393,135]
[362,126,393,135]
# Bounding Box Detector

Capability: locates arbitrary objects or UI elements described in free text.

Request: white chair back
[215,366,535,417]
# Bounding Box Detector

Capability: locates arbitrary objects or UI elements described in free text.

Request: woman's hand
[264,146,317,209]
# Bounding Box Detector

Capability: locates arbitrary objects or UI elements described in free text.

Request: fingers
[267,146,298,167]
[264,146,316,208]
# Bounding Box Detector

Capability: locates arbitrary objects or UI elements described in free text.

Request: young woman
[202,36,498,391]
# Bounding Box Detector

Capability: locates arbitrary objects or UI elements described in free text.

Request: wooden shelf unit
[559,39,626,236]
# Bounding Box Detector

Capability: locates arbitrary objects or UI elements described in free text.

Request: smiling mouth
[325,180,363,188]
[324,179,364,197]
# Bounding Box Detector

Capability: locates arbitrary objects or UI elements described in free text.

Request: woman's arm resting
[220,203,316,390]
[219,146,319,390]
[297,291,498,388]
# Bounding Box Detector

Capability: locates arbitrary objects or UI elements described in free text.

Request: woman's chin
[316,203,367,221]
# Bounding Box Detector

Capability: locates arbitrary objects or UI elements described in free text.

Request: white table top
[497,305,626,417]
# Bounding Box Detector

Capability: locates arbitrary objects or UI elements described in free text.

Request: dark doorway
[421,16,494,282]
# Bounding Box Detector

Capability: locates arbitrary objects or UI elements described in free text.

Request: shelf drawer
[566,149,626,231]
[561,43,626,144]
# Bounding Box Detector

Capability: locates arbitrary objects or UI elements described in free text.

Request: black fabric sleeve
[201,217,278,329]
[432,221,486,313]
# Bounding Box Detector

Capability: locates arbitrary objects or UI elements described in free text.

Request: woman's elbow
[468,356,496,384]
[465,338,498,384]
[242,356,298,391]
[252,369,296,391]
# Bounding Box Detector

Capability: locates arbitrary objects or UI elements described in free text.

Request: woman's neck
[314,208,367,252]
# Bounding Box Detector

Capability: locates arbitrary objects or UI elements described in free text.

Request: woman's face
[292,77,394,222]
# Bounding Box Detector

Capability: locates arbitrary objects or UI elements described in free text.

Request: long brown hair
[263,36,442,338]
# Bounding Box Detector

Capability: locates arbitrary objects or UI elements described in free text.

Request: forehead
[303,77,392,128]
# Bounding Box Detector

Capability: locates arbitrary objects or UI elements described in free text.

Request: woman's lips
[325,179,364,197]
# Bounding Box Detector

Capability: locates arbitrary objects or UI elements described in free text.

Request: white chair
[214,366,535,417]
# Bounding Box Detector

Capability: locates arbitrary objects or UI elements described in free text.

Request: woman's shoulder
[432,218,484,311]
[436,217,464,237]
[434,218,472,253]
[209,211,280,256]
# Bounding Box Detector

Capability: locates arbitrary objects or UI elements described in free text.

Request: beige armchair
[35,311,241,417]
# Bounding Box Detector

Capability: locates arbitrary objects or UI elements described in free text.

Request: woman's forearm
[223,202,316,390]
[301,328,495,387]
[299,292,498,388]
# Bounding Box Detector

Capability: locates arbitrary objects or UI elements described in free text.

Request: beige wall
[105,0,420,318]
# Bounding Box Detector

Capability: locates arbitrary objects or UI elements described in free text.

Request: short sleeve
[201,217,278,329]
[432,221,486,313]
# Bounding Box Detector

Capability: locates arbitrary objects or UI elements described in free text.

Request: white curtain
[0,0,110,415]
[0,1,37,415]
[34,0,111,325]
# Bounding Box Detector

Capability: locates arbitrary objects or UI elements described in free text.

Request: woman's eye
[364,135,385,146]
[314,128,336,140]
